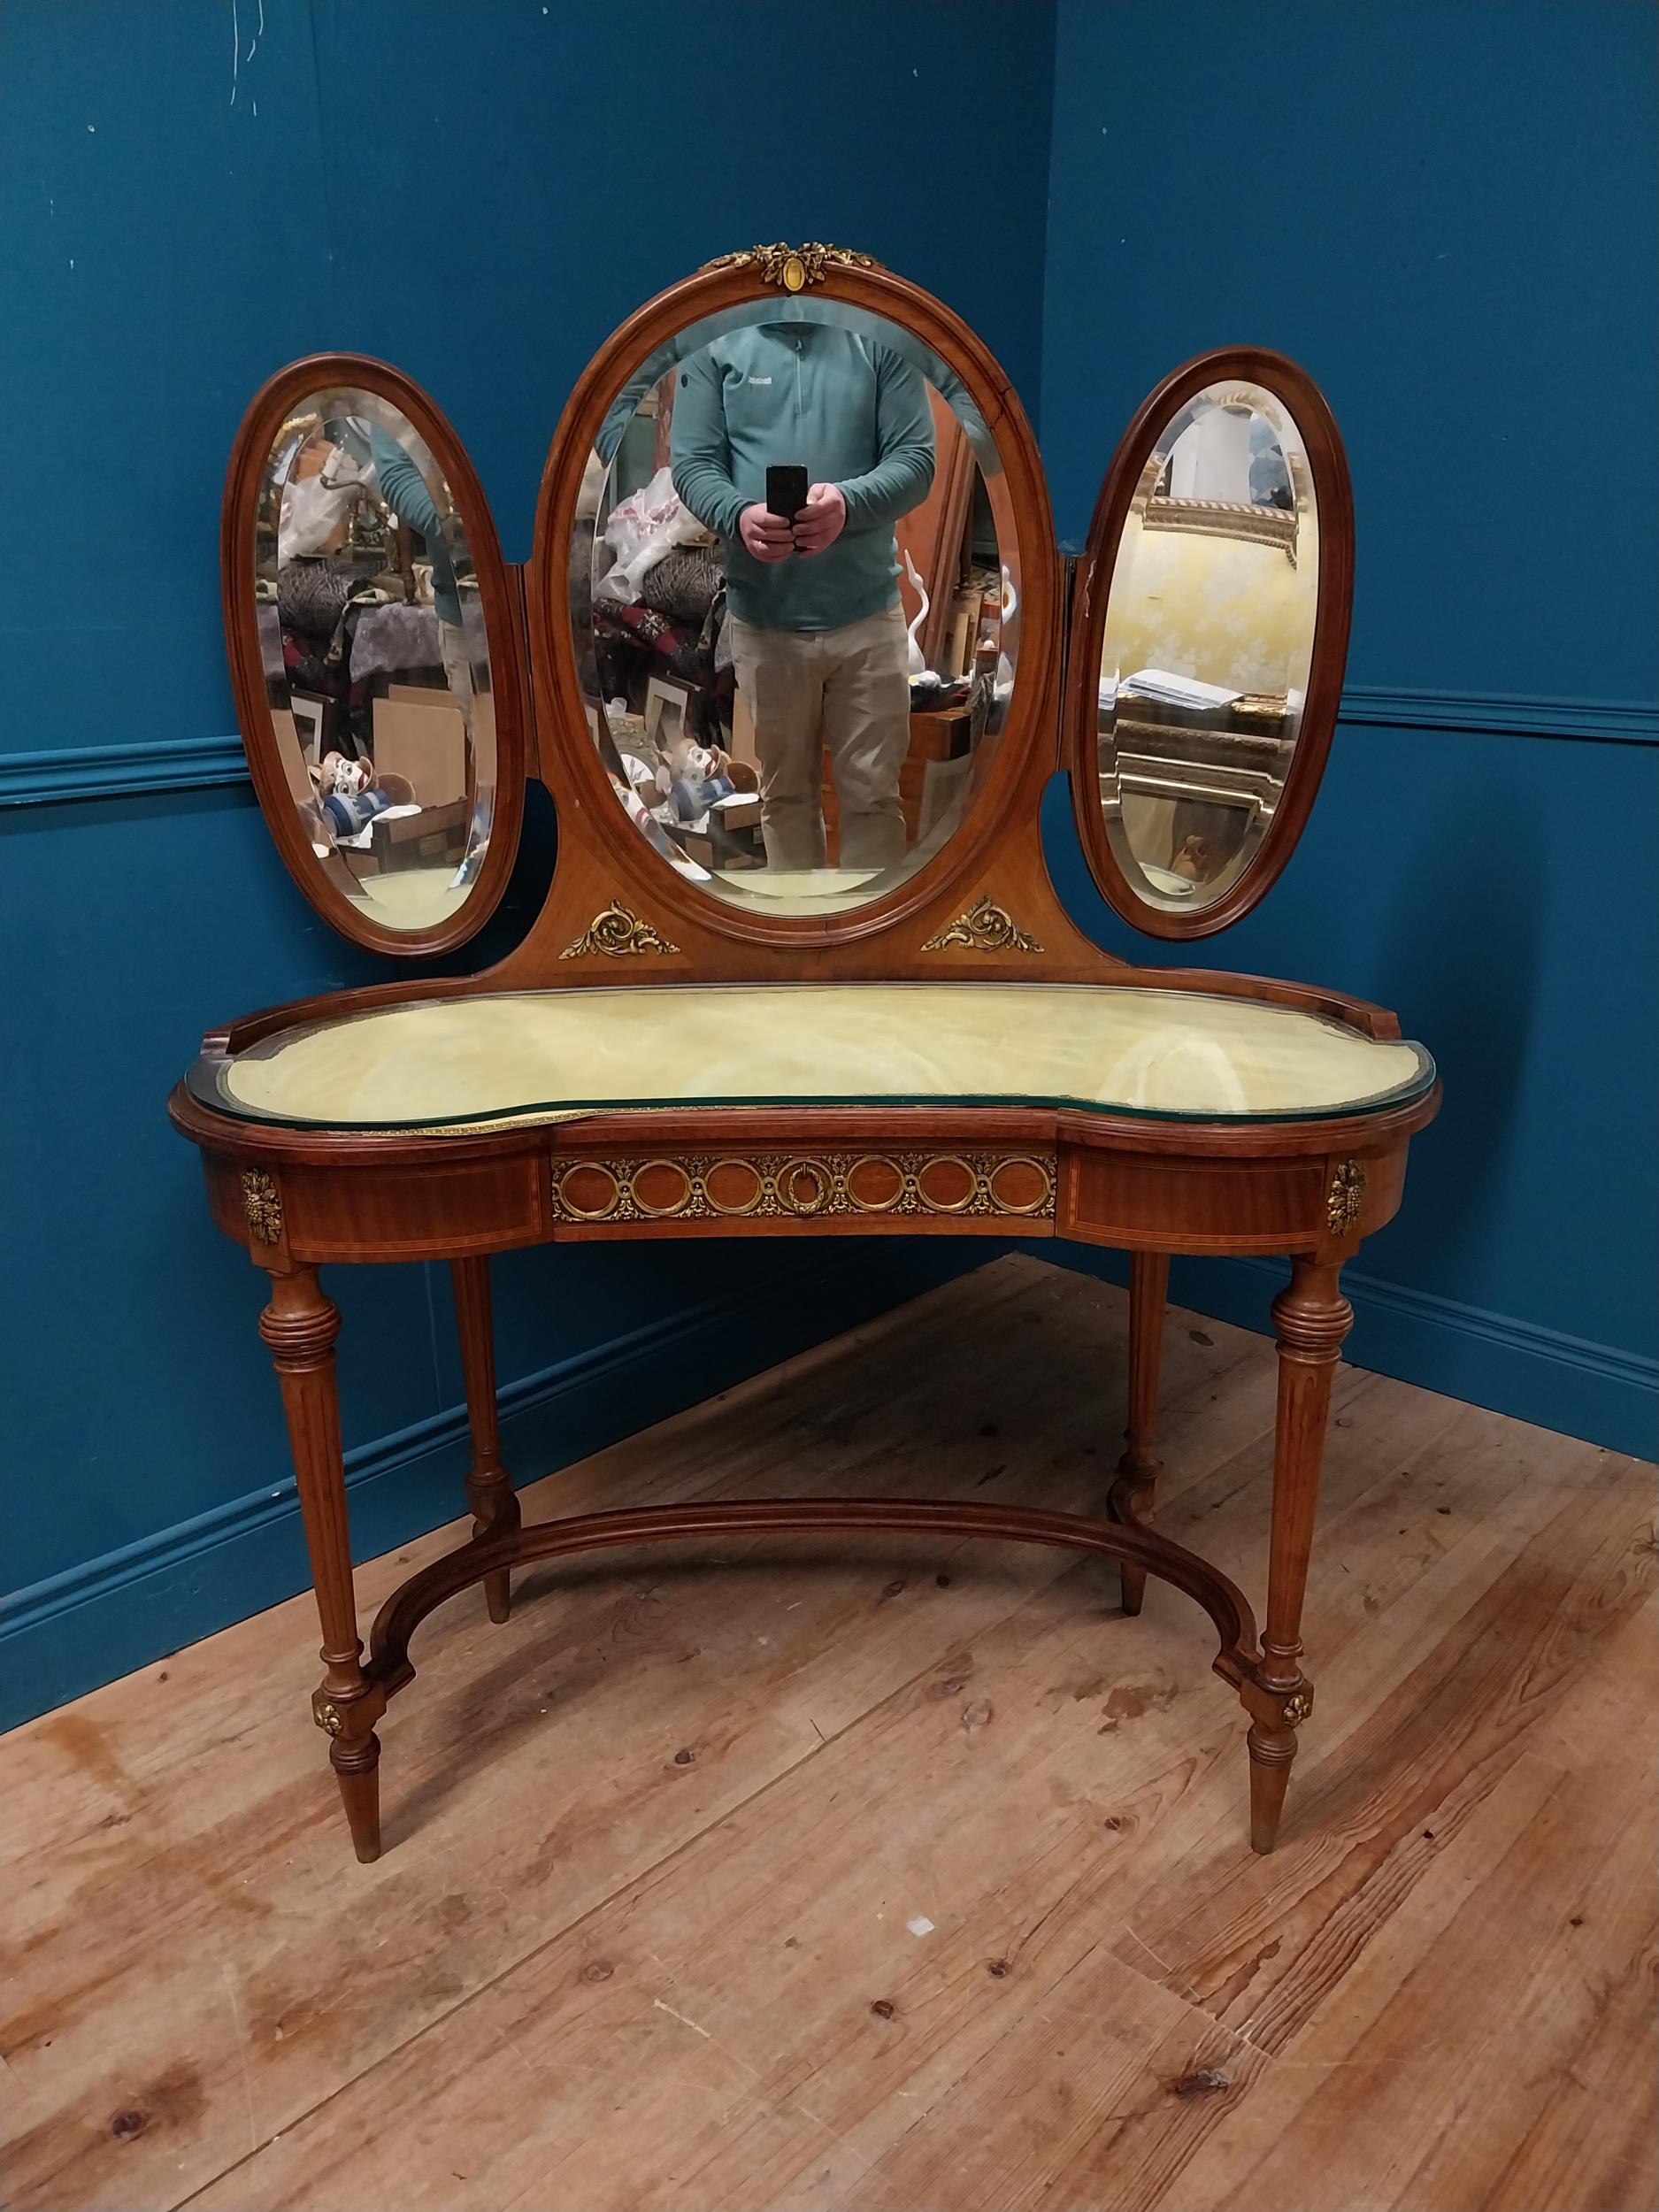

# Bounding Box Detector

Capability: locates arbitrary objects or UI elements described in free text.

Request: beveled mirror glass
[1095,379,1319,915]
[247,383,505,941]
[568,299,1021,918]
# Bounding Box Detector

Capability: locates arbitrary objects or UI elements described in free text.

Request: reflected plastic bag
[596,465,708,604]
[279,472,360,560]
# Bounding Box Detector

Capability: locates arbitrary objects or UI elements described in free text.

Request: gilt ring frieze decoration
[551,1150,1056,1227]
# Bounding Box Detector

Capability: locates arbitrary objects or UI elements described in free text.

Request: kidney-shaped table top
[189,982,1435,1134]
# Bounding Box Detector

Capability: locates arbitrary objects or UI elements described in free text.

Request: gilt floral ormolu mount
[173,243,1438,1863]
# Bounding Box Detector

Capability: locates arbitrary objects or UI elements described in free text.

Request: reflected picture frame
[643,675,693,757]
[289,693,326,764]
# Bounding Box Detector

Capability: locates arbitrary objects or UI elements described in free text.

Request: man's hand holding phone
[739,503,795,564]
[792,481,847,557]
[739,466,847,562]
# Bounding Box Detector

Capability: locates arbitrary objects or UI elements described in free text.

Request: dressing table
[170,242,1439,1866]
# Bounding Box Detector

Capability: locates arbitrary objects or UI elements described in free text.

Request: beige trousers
[728,603,910,872]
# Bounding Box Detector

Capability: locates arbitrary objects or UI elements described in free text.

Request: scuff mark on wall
[230,0,265,109]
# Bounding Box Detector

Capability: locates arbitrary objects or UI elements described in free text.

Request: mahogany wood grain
[449,1257,519,1624]
[277,1153,548,1260]
[1112,1250,1169,1617]
[1246,1256,1355,1852]
[503,559,545,784]
[1062,346,1356,941]
[1064,1148,1326,1252]
[256,1267,382,1862]
[366,1495,1256,1712]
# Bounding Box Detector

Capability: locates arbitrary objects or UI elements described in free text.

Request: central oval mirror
[568,299,1021,918]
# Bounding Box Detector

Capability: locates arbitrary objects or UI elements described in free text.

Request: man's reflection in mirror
[671,325,935,873]
[360,424,474,747]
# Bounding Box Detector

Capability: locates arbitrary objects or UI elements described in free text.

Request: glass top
[194,983,1434,1133]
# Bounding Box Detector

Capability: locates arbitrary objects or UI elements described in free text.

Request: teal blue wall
[0,0,1056,1726]
[1039,0,1657,1455]
[4,0,1654,1732]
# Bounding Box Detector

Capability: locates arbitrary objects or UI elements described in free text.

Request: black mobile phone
[765,464,809,521]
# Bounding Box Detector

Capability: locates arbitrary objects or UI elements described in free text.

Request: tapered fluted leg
[1247,1257,1353,1854]
[451,1256,519,1623]
[259,1266,382,1863]
[329,1729,382,1863]
[1114,1253,1169,1616]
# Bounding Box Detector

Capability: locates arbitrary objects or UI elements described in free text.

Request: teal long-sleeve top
[670,324,935,633]
[366,425,462,628]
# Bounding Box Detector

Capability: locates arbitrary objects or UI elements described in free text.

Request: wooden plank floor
[4,1253,1655,2212]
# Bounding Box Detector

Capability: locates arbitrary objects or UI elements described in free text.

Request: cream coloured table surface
[708,867,885,914]
[346,866,472,926]
[206,983,1433,1132]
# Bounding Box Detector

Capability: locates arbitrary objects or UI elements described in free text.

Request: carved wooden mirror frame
[221,292,1358,983]
[1063,347,1355,941]
[503,246,1116,989]
[221,353,532,958]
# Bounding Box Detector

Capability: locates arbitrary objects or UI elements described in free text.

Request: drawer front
[282,1156,546,1258]
[1062,1150,1325,1253]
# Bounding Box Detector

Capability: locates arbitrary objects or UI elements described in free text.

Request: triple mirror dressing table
[171,242,1440,1867]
